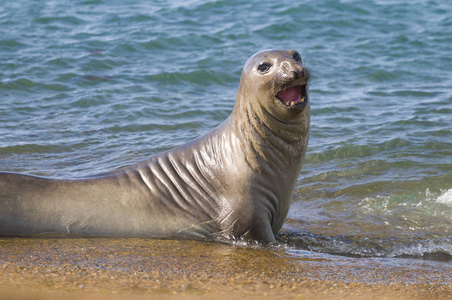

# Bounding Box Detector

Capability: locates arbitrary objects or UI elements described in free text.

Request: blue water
[1,0,451,261]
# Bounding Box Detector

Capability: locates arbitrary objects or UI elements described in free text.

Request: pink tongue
[277,86,301,102]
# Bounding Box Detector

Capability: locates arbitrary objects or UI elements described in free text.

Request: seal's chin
[276,85,308,108]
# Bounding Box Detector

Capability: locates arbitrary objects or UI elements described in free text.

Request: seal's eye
[293,52,302,62]
[257,63,271,73]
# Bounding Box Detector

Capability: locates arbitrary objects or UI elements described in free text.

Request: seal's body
[0,50,310,242]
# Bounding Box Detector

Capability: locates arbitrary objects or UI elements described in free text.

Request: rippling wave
[278,231,452,261]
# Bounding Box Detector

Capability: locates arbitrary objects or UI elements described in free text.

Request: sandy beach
[0,237,450,299]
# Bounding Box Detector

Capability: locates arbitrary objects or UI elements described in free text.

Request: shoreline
[1,237,451,299]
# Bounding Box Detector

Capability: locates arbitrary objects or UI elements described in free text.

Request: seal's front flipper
[243,217,276,244]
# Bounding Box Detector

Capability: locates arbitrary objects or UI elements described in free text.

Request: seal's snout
[276,53,309,108]
[288,63,309,82]
[280,61,309,84]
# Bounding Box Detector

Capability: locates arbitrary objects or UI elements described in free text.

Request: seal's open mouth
[276,85,307,107]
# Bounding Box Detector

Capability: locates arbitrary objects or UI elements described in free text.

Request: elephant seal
[0,49,310,243]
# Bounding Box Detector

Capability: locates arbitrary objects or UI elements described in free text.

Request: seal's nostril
[291,71,299,79]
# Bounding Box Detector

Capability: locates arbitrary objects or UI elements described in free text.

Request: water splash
[437,189,452,206]
[286,188,452,261]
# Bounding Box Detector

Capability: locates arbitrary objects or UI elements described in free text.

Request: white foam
[437,189,452,206]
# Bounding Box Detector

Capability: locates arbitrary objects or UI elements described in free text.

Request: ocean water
[1,0,451,262]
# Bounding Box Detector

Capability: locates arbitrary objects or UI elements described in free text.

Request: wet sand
[0,237,451,299]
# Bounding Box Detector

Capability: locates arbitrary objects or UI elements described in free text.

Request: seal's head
[235,49,310,122]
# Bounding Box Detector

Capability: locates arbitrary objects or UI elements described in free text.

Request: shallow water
[0,237,450,286]
[1,0,451,261]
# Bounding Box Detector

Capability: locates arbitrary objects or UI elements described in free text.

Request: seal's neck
[231,92,310,173]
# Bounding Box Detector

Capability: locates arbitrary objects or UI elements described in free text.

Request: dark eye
[293,52,302,62]
[258,63,271,73]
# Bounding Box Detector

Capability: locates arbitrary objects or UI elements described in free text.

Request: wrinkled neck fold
[230,89,310,173]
